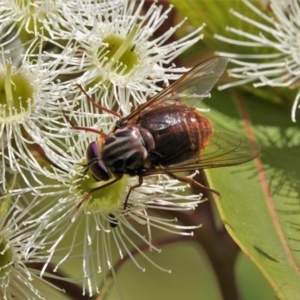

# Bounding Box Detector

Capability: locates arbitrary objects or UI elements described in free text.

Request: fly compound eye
[86,141,110,181]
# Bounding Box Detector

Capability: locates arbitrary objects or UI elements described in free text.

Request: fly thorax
[102,126,152,172]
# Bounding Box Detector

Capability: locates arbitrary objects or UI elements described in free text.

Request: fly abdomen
[137,104,212,165]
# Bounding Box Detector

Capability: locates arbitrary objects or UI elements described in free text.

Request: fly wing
[123,57,228,121]
[144,132,261,175]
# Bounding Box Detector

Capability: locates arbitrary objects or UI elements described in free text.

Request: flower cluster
[0,1,204,298]
[214,0,300,122]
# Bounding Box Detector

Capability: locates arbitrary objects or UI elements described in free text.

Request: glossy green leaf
[201,88,300,300]
[108,242,223,300]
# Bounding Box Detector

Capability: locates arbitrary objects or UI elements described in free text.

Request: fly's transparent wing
[123,57,228,121]
[144,132,261,175]
[196,132,261,168]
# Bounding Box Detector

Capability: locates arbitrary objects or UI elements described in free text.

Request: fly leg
[76,84,122,119]
[62,110,106,137]
[123,176,144,210]
[167,172,221,198]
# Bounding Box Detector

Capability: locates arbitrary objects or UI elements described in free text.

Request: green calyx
[0,64,34,121]
[15,0,50,50]
[73,166,128,214]
[98,25,139,75]
[0,237,13,278]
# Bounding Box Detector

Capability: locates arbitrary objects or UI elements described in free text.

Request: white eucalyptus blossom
[0,42,77,190]
[25,127,203,297]
[0,0,123,57]
[43,0,204,115]
[0,192,67,300]
[214,0,300,122]
[0,0,207,298]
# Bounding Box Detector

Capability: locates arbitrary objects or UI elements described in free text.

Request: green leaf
[201,88,300,300]
[108,241,223,300]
